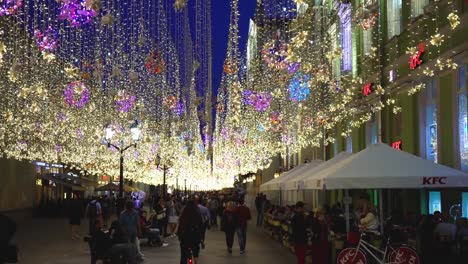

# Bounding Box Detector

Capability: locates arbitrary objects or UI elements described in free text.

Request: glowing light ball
[0,0,22,16]
[288,72,310,102]
[114,90,136,113]
[58,0,98,27]
[145,50,166,74]
[34,26,59,52]
[63,81,90,108]
[242,90,272,112]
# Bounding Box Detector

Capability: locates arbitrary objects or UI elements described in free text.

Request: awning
[283,152,352,190]
[95,183,120,192]
[306,143,468,190]
[259,160,323,191]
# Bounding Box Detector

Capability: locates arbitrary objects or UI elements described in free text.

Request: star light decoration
[114,90,136,113]
[144,50,166,74]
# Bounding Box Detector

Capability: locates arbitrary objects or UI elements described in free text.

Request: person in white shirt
[434,214,457,242]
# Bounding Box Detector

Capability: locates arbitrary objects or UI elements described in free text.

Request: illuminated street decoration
[409,43,425,70]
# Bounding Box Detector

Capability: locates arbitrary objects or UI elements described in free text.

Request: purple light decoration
[57,112,67,123]
[288,72,311,102]
[34,26,58,52]
[242,90,272,112]
[339,3,352,72]
[76,129,83,140]
[287,62,301,74]
[173,101,184,116]
[58,0,97,27]
[55,144,63,153]
[0,0,22,16]
[115,94,136,113]
[220,128,230,140]
[63,81,90,108]
[151,144,159,154]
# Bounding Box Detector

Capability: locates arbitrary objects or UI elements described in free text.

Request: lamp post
[184,179,187,195]
[155,155,171,200]
[104,120,142,198]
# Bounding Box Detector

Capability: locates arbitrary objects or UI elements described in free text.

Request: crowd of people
[255,192,468,264]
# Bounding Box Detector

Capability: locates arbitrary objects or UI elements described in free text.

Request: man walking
[208,196,219,228]
[291,201,307,264]
[86,196,102,235]
[255,194,262,227]
[235,199,251,254]
[195,196,210,249]
[119,201,143,262]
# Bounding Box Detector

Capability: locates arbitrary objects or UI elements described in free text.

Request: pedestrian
[119,200,144,262]
[69,194,83,240]
[101,195,110,228]
[195,196,210,249]
[155,198,168,237]
[0,213,18,263]
[208,196,219,228]
[178,200,203,264]
[235,199,251,254]
[167,196,179,238]
[221,201,238,254]
[86,196,102,235]
[255,193,262,227]
[291,201,307,264]
[310,207,330,264]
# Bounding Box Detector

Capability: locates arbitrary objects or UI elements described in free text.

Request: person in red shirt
[235,199,251,254]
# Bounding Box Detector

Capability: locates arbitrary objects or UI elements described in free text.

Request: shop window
[362,28,372,56]
[411,0,428,18]
[458,66,468,171]
[346,136,353,153]
[428,191,441,214]
[366,114,378,146]
[463,192,468,218]
[387,0,402,39]
[338,3,352,72]
[421,79,438,162]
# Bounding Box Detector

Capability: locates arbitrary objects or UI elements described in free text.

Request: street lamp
[155,155,172,200]
[103,120,142,198]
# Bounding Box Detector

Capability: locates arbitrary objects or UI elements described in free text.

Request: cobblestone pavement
[12,215,295,264]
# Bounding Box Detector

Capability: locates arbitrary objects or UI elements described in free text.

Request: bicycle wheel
[388,246,420,264]
[336,247,367,264]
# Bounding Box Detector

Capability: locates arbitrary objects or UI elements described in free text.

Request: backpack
[88,201,97,219]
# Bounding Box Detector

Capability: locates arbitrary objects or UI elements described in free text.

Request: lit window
[463,192,468,218]
[411,0,428,18]
[346,136,353,153]
[338,3,352,72]
[362,28,372,56]
[422,79,438,162]
[366,114,378,146]
[458,66,468,171]
[428,191,441,214]
[387,0,402,39]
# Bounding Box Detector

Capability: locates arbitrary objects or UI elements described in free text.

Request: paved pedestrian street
[13,216,295,264]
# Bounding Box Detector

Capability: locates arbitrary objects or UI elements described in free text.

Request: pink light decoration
[58,0,97,27]
[0,0,22,16]
[34,26,59,52]
[362,82,373,97]
[242,90,272,112]
[409,43,425,70]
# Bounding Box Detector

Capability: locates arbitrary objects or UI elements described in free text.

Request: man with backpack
[86,196,102,235]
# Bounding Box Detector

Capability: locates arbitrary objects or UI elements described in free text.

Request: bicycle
[337,231,420,264]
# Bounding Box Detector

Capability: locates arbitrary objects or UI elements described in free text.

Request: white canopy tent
[305,143,468,190]
[259,160,323,192]
[283,152,353,191]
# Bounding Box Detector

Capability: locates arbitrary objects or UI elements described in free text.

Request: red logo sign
[336,248,367,264]
[392,140,402,150]
[362,83,373,97]
[389,246,420,264]
[409,43,425,70]
[422,177,447,185]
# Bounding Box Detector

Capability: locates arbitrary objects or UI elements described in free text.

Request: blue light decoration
[288,72,311,102]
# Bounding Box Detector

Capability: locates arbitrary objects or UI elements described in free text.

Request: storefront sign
[409,43,425,70]
[423,177,447,185]
[336,248,366,264]
[362,82,373,97]
[392,140,402,150]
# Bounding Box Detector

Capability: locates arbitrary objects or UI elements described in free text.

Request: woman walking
[221,201,238,254]
[178,200,203,264]
[69,195,83,240]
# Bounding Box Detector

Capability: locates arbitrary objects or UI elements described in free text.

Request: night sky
[211,0,257,98]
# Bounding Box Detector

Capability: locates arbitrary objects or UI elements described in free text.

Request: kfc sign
[392,140,402,150]
[337,248,366,264]
[409,43,425,70]
[423,177,447,185]
[362,83,373,97]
